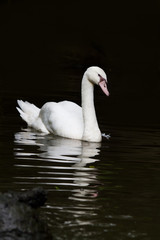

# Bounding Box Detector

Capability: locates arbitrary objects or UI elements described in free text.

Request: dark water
[0,93,160,240]
[0,1,160,239]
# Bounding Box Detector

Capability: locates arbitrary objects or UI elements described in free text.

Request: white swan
[17,66,109,142]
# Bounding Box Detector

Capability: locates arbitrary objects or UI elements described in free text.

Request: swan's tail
[16,100,40,127]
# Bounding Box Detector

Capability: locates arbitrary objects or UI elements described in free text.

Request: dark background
[0,0,160,127]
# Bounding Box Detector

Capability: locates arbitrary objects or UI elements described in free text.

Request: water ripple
[14,129,100,192]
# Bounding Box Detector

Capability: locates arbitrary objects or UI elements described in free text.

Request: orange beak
[99,78,109,96]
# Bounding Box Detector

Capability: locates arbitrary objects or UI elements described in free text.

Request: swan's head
[85,66,109,96]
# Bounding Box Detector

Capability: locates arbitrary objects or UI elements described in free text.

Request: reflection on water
[14,129,103,238]
[14,129,101,198]
[12,126,160,239]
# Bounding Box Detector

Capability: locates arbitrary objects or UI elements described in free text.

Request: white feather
[16,67,109,142]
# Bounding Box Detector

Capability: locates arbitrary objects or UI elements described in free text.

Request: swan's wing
[17,100,40,126]
[40,101,83,140]
[58,101,81,114]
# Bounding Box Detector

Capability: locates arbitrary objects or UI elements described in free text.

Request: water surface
[0,110,160,239]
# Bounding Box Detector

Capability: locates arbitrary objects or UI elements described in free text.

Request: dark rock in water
[0,187,53,240]
[5,187,47,208]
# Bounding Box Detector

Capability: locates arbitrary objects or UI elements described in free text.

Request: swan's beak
[99,79,109,96]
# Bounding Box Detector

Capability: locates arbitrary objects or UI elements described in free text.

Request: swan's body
[17,66,109,142]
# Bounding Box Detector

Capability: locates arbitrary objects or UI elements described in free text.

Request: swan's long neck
[81,73,102,142]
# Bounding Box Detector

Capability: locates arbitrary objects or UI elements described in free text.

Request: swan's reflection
[14,129,101,200]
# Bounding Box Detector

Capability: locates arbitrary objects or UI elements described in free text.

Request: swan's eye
[98,74,101,77]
